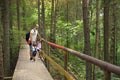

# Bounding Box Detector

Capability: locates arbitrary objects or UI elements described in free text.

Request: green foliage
[111,73,120,80]
[7,0,120,79]
[20,1,39,30]
[9,27,25,72]
[56,20,84,51]
[68,55,86,80]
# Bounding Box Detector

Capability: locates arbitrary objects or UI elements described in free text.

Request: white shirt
[30,29,38,42]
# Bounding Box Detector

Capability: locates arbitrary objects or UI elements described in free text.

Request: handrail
[42,39,120,75]
[42,51,75,80]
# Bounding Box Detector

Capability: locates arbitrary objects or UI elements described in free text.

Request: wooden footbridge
[12,44,53,80]
[12,39,120,80]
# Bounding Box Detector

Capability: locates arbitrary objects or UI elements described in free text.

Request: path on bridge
[12,44,53,80]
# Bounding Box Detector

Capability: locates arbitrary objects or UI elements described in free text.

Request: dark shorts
[32,51,37,56]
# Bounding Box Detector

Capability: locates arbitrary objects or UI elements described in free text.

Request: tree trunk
[66,0,69,47]
[41,0,48,69]
[41,0,46,39]
[93,0,100,80]
[22,0,26,30]
[2,0,10,76]
[0,32,4,80]
[75,0,79,20]
[38,0,41,30]
[110,0,116,64]
[88,0,93,29]
[0,3,4,79]
[65,0,69,71]
[17,0,20,31]
[50,0,55,42]
[17,0,20,47]
[82,0,92,80]
[53,0,58,43]
[103,0,111,79]
[9,0,13,29]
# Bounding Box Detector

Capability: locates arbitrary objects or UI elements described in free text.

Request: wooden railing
[42,39,120,80]
[42,51,75,80]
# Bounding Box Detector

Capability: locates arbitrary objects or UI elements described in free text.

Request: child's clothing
[36,41,42,51]
[36,41,44,61]
[32,46,37,56]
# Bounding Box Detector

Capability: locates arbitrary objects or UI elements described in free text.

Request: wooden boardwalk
[12,44,53,80]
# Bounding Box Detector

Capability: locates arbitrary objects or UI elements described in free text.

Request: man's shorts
[29,44,33,51]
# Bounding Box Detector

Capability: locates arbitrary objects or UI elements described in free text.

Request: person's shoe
[31,59,34,62]
[41,57,44,61]
[30,57,32,60]
[30,59,35,62]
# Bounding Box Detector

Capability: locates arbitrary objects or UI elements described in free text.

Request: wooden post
[104,71,111,80]
[64,51,68,71]
[64,51,68,80]
[43,42,47,67]
[47,45,50,71]
[45,43,49,71]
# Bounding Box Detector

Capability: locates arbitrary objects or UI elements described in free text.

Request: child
[31,42,37,61]
[36,39,44,61]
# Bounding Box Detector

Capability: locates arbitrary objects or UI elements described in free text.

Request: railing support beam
[104,71,111,80]
[64,51,68,71]
[64,51,68,80]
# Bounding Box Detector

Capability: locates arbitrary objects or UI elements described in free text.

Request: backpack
[25,29,35,44]
[25,32,30,42]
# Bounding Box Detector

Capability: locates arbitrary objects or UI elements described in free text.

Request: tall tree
[50,0,55,42]
[103,0,111,79]
[50,0,58,43]
[66,0,69,47]
[75,0,81,20]
[9,0,13,29]
[17,0,20,46]
[0,2,4,79]
[17,0,20,30]
[82,0,92,80]
[38,0,41,28]
[95,0,100,61]
[93,0,100,80]
[53,0,58,42]
[41,0,46,39]
[41,0,48,68]
[22,0,26,29]
[75,0,78,20]
[0,31,4,80]
[2,0,10,76]
[110,0,116,64]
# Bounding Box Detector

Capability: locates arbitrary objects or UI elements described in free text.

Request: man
[29,24,41,61]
